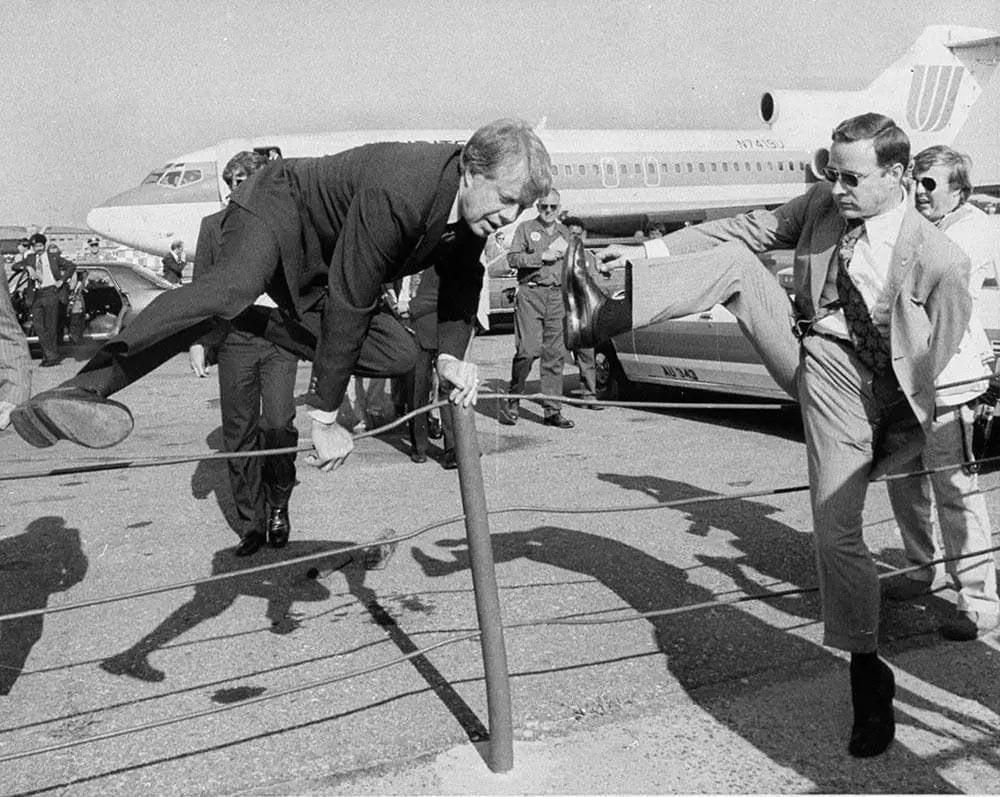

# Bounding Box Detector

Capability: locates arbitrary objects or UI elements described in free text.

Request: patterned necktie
[835,220,891,374]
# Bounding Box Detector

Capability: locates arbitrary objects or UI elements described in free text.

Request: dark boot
[848,655,895,758]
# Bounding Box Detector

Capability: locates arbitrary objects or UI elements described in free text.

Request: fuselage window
[675,164,682,173]
[634,162,641,174]
[767,161,774,171]
[686,163,693,173]
[578,164,586,176]
[722,162,729,172]
[710,162,718,172]
[745,162,752,172]
[549,165,558,176]
[660,162,669,173]
[619,163,628,175]
[604,163,614,177]
[592,164,600,176]
[733,162,740,171]
[563,164,572,176]
[777,161,784,171]
[698,162,705,173]
[142,170,165,185]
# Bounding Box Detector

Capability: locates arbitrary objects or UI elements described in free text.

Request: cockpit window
[149,164,204,189]
[160,170,183,187]
[142,170,165,185]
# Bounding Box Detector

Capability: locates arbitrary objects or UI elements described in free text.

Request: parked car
[7,260,172,354]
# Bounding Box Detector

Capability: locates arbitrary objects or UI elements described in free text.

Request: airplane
[87,24,1000,260]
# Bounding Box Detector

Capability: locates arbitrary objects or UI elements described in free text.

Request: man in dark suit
[566,113,972,758]
[13,233,75,366]
[161,240,186,285]
[189,151,299,557]
[11,119,553,470]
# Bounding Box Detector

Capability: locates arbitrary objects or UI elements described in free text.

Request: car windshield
[106,265,172,292]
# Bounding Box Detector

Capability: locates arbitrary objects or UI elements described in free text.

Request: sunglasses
[916,176,939,192]
[537,203,559,211]
[822,166,885,189]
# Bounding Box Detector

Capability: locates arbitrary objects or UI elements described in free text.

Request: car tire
[595,344,638,402]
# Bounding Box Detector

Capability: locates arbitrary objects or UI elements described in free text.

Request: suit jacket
[0,270,30,406]
[661,182,972,429]
[161,252,185,284]
[226,143,484,412]
[14,252,76,305]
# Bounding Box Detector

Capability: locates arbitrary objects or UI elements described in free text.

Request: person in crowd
[13,233,75,366]
[498,188,574,428]
[400,267,458,468]
[189,151,299,558]
[65,268,89,344]
[10,119,552,470]
[161,239,186,285]
[0,263,30,430]
[82,236,104,262]
[880,144,1000,640]
[567,113,972,758]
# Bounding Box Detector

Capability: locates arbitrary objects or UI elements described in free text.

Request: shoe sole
[12,394,133,449]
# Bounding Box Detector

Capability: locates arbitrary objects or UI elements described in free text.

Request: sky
[2,0,998,227]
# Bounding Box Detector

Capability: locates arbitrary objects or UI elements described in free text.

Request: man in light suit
[881,145,999,641]
[567,113,972,758]
[13,233,75,366]
[11,119,552,471]
[0,267,30,430]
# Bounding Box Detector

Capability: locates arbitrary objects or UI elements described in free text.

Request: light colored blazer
[661,182,972,430]
[0,272,30,406]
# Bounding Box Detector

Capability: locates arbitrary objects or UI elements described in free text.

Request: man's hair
[562,215,584,229]
[170,239,183,250]
[461,118,552,206]
[913,144,973,205]
[222,150,268,189]
[539,188,561,203]
[831,113,910,169]
[29,233,46,246]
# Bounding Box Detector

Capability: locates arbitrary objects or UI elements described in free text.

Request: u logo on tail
[906,65,965,133]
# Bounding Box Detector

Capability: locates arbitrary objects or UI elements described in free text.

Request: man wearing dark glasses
[567,113,972,758]
[882,145,999,640]
[498,188,575,428]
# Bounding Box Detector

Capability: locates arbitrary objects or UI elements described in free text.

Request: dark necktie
[835,220,891,374]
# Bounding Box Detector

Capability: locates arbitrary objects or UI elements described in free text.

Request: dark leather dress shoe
[40,357,63,368]
[442,448,457,470]
[428,416,443,440]
[563,237,608,351]
[11,385,134,448]
[497,399,519,426]
[848,658,895,758]
[267,506,291,548]
[235,532,266,557]
[410,451,428,464]
[543,413,575,429]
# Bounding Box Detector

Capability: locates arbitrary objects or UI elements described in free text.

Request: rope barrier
[3,533,997,765]
[3,387,1000,768]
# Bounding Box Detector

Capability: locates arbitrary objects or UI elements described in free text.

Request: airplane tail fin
[865,25,1000,145]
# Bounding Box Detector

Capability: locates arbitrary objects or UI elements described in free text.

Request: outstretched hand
[0,400,14,431]
[595,244,645,274]
[306,420,355,472]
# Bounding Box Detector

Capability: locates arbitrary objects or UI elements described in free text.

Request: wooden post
[449,402,514,773]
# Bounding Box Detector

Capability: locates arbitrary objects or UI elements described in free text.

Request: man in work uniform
[498,188,574,428]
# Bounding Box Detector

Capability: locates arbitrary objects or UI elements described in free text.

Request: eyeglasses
[537,203,559,211]
[822,166,885,189]
[916,176,938,192]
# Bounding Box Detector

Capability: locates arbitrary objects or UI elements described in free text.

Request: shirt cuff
[308,408,339,426]
[437,353,460,366]
[643,239,670,259]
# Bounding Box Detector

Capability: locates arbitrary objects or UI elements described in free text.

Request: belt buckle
[792,318,813,341]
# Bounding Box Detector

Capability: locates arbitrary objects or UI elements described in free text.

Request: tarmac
[2,330,1000,795]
